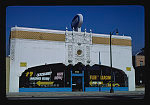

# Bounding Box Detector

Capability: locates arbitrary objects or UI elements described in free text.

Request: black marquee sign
[19,63,71,88]
[19,63,128,89]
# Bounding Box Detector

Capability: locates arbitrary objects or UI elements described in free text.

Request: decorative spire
[84,28,86,36]
[90,29,92,44]
[66,27,68,30]
[90,29,92,33]
[65,27,68,36]
[72,27,74,35]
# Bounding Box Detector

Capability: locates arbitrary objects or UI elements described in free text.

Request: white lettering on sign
[54,76,63,80]
[36,71,52,77]
[54,72,63,80]
[30,77,41,80]
[57,72,63,76]
[30,77,51,81]
[42,77,50,81]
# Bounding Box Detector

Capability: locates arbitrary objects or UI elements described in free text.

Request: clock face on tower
[77,50,82,55]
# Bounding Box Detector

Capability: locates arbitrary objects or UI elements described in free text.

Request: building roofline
[11,26,131,40]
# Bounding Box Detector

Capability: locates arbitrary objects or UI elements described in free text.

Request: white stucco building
[9,26,135,92]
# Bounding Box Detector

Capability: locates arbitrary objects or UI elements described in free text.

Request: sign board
[20,62,27,67]
[126,67,131,71]
[100,76,111,80]
[90,75,111,80]
[36,81,54,86]
[54,72,63,80]
[75,71,80,74]
[19,63,69,88]
[71,14,83,31]
[36,71,52,77]
[86,67,128,87]
[90,75,99,80]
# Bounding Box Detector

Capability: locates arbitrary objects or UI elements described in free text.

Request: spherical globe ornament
[71,14,83,31]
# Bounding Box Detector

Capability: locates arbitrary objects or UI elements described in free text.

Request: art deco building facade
[9,26,135,92]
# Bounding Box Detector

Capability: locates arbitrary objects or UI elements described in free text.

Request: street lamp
[110,29,118,93]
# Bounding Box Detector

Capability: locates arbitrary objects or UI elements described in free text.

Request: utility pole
[109,29,118,93]
[110,32,114,93]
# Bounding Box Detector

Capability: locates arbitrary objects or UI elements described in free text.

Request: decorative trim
[92,37,131,46]
[11,31,65,42]
[11,30,131,46]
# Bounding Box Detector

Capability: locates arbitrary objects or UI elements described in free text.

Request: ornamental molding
[65,28,92,66]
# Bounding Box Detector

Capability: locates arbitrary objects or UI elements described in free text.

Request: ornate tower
[65,20,92,65]
[65,14,92,66]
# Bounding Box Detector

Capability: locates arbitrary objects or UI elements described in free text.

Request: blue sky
[6,5,145,56]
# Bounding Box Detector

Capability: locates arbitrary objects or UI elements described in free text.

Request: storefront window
[140,61,143,66]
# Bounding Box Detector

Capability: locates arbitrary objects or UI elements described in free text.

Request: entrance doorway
[72,76,82,91]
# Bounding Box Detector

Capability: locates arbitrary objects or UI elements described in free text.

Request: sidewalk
[135,87,145,91]
[6,88,145,98]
